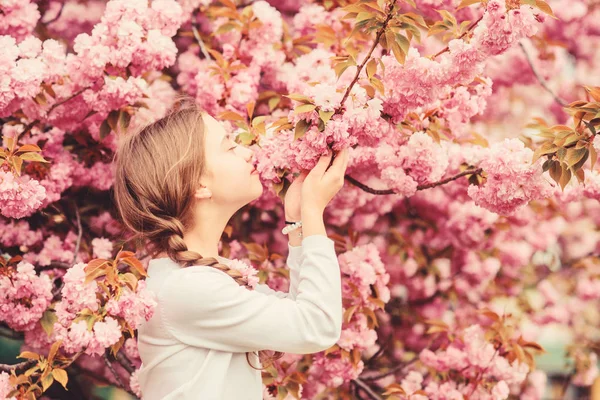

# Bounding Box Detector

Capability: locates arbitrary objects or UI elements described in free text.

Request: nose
[241,145,254,163]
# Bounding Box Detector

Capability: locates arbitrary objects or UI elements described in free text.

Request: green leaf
[390,39,406,64]
[19,152,49,163]
[534,0,557,19]
[17,351,40,361]
[549,160,561,183]
[532,141,558,163]
[119,110,131,132]
[107,110,119,132]
[52,368,69,390]
[294,119,310,141]
[366,58,377,79]
[99,119,111,141]
[565,147,587,168]
[17,144,42,153]
[436,9,457,26]
[319,110,335,124]
[217,111,246,122]
[268,96,280,111]
[542,159,551,172]
[238,131,255,145]
[215,22,238,35]
[41,374,54,392]
[284,93,313,104]
[395,33,410,55]
[40,309,58,336]
[294,104,316,114]
[559,164,571,190]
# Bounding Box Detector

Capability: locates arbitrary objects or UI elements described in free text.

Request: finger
[329,147,348,175]
[297,170,309,182]
[309,150,333,177]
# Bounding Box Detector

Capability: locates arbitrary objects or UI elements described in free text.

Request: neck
[154,200,244,261]
[186,204,234,260]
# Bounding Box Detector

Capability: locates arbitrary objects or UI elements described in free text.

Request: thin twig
[191,23,211,61]
[416,167,482,190]
[352,378,384,400]
[364,334,393,367]
[0,323,24,340]
[335,0,398,115]
[519,41,567,107]
[361,357,419,382]
[47,86,89,116]
[72,203,82,265]
[52,203,84,298]
[103,355,127,393]
[432,15,484,59]
[43,2,65,25]
[115,351,136,374]
[344,168,483,195]
[43,261,71,269]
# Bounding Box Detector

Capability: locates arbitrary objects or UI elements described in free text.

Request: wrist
[301,205,323,218]
[284,210,301,221]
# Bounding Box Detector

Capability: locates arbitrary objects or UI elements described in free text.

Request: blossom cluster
[0,260,53,331]
[52,262,156,357]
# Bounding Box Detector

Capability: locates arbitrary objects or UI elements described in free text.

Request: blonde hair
[112,95,284,370]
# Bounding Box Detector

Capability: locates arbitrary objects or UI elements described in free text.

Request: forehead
[201,113,228,149]
[201,113,228,173]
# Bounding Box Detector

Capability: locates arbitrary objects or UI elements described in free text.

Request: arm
[159,234,342,354]
[253,242,302,300]
[253,211,305,299]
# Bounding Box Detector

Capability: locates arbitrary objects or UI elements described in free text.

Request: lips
[251,166,258,174]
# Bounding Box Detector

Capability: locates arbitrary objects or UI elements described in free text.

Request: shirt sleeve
[159,234,342,354]
[253,242,302,300]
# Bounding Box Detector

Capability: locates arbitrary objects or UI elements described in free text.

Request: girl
[112,97,348,399]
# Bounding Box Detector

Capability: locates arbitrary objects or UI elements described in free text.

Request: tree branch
[519,41,567,107]
[344,168,483,195]
[0,360,36,374]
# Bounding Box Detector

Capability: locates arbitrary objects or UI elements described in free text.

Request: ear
[195,185,212,200]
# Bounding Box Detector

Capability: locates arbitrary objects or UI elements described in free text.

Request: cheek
[214,160,249,186]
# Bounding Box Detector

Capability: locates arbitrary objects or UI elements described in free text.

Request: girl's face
[200,113,263,207]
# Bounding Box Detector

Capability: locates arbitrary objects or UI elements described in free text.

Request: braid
[158,216,285,370]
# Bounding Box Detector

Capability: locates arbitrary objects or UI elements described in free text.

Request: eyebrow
[220,134,228,148]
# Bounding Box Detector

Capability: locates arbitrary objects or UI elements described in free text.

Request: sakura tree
[1,0,600,399]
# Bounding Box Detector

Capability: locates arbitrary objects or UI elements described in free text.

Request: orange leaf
[16,144,42,153]
[120,256,147,278]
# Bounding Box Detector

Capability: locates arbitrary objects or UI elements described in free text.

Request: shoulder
[158,264,249,314]
[161,264,238,294]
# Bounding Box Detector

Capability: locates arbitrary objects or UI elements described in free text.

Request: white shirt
[136,234,342,400]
